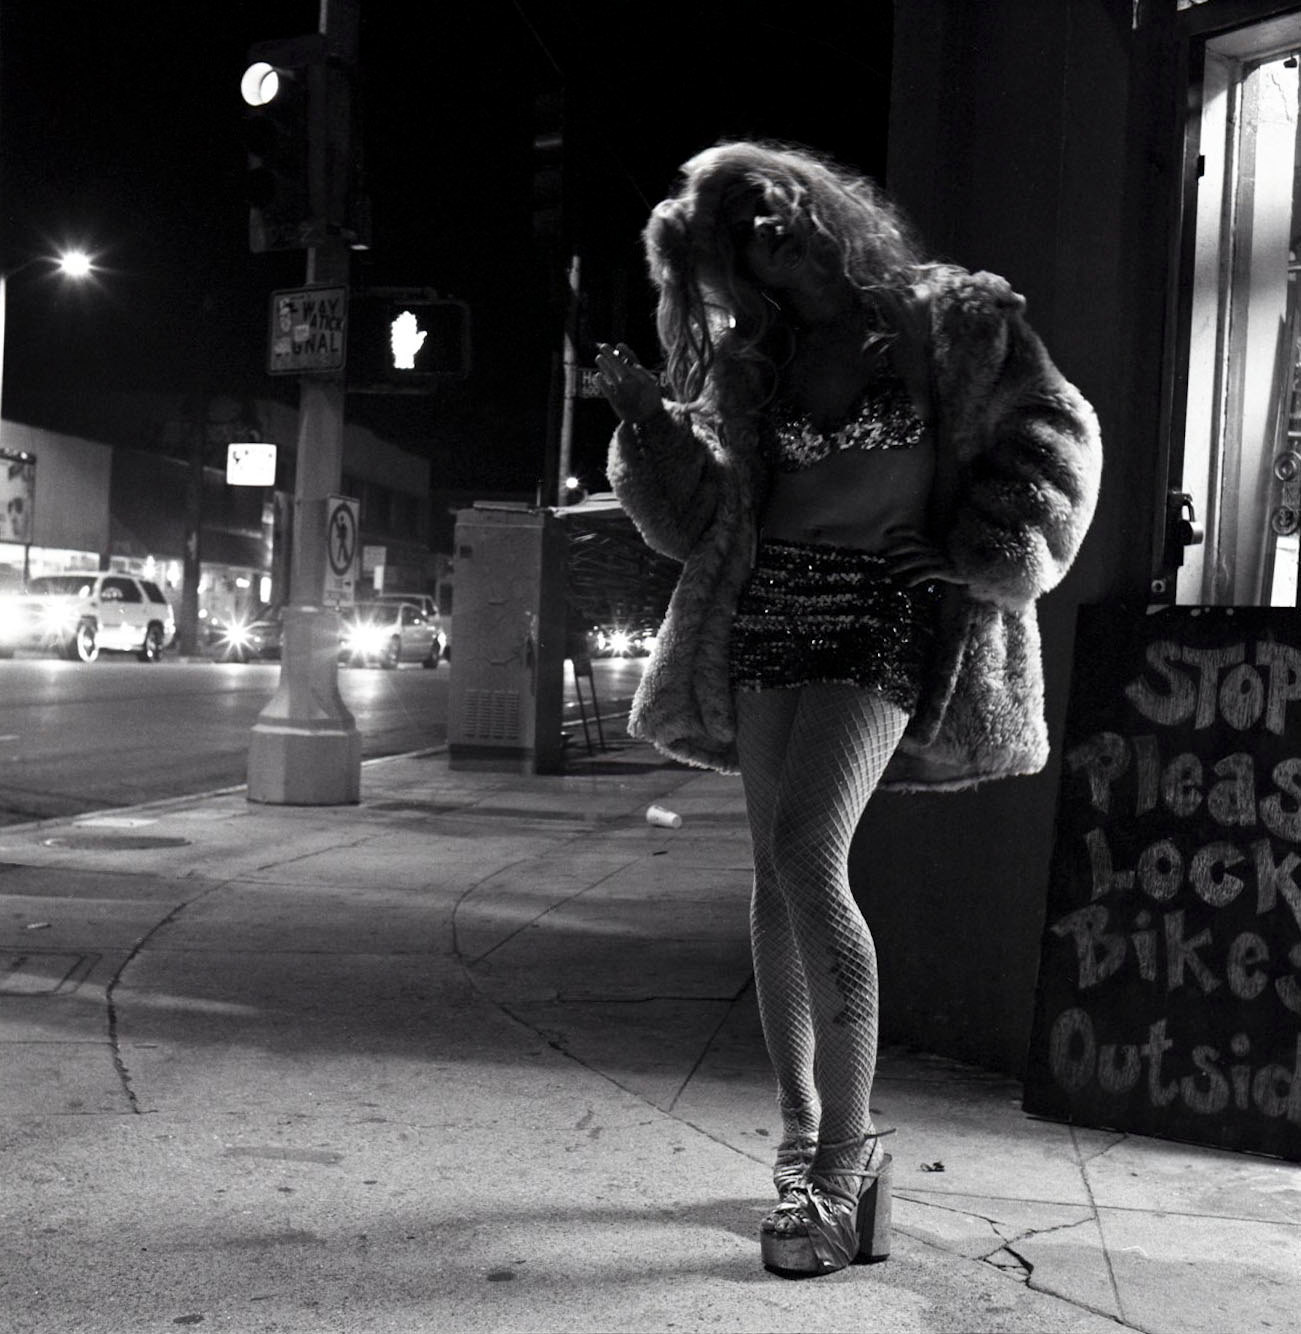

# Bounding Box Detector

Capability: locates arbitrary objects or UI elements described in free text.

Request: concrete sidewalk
[0,727,1296,1333]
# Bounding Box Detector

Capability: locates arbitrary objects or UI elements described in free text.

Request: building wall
[0,420,111,557]
[257,399,433,592]
[866,0,1143,1073]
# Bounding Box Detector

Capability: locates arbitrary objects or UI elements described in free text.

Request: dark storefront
[868,0,1301,1076]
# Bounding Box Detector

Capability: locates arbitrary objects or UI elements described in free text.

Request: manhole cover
[41,834,191,850]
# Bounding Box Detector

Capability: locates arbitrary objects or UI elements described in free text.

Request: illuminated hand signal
[390,310,428,370]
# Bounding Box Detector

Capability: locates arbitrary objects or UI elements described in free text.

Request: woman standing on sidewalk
[596,140,1101,1277]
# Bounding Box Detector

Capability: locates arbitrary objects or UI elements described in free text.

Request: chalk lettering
[1257,641,1301,734]
[1163,752,1203,817]
[1139,838,1183,900]
[1050,1009,1301,1124]
[1097,1041,1142,1093]
[1164,909,1220,994]
[1066,732,1128,814]
[1135,734,1160,814]
[1185,646,1250,727]
[1277,943,1301,1016]
[1189,840,1246,907]
[1124,640,1197,725]
[1131,910,1158,981]
[1047,1007,1095,1093]
[1226,931,1270,1000]
[1084,828,1135,898]
[1251,839,1301,927]
[1208,753,1257,826]
[1142,1018,1181,1106]
[1051,905,1126,988]
[1181,1044,1231,1114]
[1260,758,1301,841]
[1231,1034,1252,1109]
[1123,639,1301,734]
[1220,662,1266,730]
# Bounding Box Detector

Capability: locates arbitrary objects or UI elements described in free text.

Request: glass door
[1175,14,1301,605]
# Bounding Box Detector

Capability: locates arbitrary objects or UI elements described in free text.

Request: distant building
[0,400,433,636]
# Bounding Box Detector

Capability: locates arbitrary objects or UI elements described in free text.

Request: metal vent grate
[463,689,521,740]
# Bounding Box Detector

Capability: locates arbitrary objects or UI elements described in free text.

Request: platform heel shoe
[760,1132,894,1275]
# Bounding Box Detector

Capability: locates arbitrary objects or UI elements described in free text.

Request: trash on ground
[645,804,682,829]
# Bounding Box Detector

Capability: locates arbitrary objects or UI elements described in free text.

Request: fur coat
[606,266,1102,791]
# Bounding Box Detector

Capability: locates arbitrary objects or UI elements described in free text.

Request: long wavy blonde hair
[643,140,926,423]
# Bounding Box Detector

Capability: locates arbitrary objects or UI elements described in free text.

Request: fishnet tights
[737,686,908,1187]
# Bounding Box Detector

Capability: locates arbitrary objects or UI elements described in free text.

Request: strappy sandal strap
[812,1130,896,1182]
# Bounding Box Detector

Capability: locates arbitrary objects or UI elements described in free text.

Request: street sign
[268,285,348,374]
[324,494,359,606]
[226,442,278,486]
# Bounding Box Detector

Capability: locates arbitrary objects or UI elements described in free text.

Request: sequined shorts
[729,539,941,709]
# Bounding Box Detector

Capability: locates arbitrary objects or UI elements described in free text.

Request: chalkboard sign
[1025,605,1301,1161]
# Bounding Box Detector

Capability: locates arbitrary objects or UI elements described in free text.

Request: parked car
[373,592,449,659]
[340,599,445,669]
[0,572,175,663]
[216,604,284,662]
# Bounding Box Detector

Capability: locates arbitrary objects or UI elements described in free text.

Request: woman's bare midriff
[760,434,936,552]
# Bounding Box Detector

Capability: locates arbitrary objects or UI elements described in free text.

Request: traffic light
[348,290,472,391]
[531,88,565,244]
[241,36,321,253]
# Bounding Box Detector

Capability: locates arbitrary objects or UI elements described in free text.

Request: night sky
[0,1,894,494]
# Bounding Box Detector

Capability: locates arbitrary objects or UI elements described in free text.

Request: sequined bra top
[771,376,926,474]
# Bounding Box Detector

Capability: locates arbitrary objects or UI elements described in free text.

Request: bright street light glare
[240,62,279,107]
[58,251,93,278]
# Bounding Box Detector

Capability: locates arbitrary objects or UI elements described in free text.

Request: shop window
[1177,18,1301,605]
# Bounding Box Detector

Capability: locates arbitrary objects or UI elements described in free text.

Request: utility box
[447,504,567,773]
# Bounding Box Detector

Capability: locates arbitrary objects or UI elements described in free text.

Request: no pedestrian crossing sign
[268,285,348,374]
[324,494,359,606]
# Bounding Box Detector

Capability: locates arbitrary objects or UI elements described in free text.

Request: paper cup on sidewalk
[645,804,682,829]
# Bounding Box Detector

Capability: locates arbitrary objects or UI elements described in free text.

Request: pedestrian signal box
[347,289,471,392]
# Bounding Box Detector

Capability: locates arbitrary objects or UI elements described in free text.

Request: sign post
[323,494,358,605]
[246,0,362,807]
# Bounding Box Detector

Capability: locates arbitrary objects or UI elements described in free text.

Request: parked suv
[0,572,176,663]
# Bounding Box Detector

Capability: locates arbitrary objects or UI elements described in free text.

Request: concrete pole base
[247,721,362,805]
[246,605,362,805]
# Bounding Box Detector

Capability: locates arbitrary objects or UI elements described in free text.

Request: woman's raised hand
[595,343,663,424]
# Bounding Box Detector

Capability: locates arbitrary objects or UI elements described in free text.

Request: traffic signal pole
[247,0,361,805]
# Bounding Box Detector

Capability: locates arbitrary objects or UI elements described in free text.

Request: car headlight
[221,622,253,652]
[343,622,388,656]
[40,604,79,634]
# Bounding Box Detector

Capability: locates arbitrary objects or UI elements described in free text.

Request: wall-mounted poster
[0,451,35,545]
[1025,605,1301,1161]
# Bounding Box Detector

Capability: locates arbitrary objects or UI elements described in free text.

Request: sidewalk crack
[1071,1124,1129,1324]
[665,976,753,1114]
[454,854,642,966]
[104,877,234,1114]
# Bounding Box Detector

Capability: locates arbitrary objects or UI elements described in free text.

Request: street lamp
[0,249,98,580]
[0,247,98,435]
[0,248,98,421]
